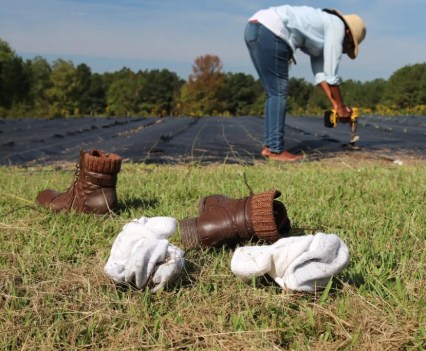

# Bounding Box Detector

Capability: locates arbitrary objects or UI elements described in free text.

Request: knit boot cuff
[248,190,289,243]
[84,149,122,174]
[179,217,202,249]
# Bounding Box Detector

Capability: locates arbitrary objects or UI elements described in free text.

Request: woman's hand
[336,105,352,122]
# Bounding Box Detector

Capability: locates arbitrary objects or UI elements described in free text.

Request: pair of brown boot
[36,149,292,249]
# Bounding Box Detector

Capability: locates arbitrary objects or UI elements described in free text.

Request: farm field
[1,115,426,350]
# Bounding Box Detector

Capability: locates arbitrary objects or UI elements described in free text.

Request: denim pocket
[244,22,260,44]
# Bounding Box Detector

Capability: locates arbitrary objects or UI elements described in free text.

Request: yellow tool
[324,107,360,143]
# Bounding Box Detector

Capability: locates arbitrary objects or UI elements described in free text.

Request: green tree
[106,68,143,116]
[0,38,29,114]
[307,85,329,114]
[362,78,386,111]
[85,73,107,116]
[288,78,313,114]
[46,59,81,117]
[24,56,52,116]
[341,79,364,108]
[138,69,183,116]
[2,34,426,118]
[75,63,92,115]
[181,54,225,116]
[382,63,426,110]
[217,72,263,116]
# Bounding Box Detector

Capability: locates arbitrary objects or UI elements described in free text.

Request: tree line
[1,38,425,118]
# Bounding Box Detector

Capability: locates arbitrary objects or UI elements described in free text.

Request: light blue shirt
[250,5,345,85]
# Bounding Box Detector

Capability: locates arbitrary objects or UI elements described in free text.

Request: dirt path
[0,116,425,166]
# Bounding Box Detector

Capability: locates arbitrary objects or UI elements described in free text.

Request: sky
[1,0,425,83]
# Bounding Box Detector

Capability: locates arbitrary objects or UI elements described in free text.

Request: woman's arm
[319,81,352,119]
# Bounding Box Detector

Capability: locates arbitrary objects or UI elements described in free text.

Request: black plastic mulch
[0,115,425,166]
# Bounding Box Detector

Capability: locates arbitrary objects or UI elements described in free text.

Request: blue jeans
[245,21,290,153]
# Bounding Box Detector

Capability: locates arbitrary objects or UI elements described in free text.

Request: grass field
[1,154,425,350]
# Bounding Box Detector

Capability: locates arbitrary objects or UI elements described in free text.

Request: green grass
[1,156,425,350]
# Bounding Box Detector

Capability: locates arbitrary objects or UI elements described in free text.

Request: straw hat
[324,9,366,59]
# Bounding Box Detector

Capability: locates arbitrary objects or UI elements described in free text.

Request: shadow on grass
[117,196,160,214]
[338,271,366,288]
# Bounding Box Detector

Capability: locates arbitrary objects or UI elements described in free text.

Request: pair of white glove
[105,218,348,293]
[231,233,349,292]
[104,216,185,292]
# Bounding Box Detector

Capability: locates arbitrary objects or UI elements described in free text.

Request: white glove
[104,216,185,291]
[231,233,349,292]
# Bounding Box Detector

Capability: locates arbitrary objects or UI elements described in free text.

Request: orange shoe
[268,151,304,162]
[261,146,272,157]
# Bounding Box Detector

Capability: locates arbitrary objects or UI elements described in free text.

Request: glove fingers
[125,239,169,289]
[144,241,169,278]
[152,245,185,292]
[151,273,168,293]
[124,266,136,285]
[135,262,149,289]
[124,239,150,288]
[152,261,179,292]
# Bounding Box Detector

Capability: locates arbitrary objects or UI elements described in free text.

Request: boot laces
[67,162,80,195]
[74,162,81,180]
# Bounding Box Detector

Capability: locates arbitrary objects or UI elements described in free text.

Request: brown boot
[36,149,122,215]
[179,190,291,249]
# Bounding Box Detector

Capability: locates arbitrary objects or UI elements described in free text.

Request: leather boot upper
[36,149,122,215]
[180,190,291,249]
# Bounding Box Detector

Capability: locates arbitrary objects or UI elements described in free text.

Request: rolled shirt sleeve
[311,17,345,85]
